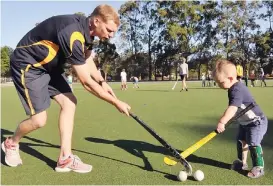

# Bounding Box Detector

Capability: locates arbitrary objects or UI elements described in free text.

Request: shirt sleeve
[228,87,243,107]
[58,27,86,65]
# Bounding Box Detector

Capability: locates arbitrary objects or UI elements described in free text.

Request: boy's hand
[216,122,226,133]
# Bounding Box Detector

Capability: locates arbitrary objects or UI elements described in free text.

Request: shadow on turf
[135,88,220,92]
[1,128,57,169]
[0,128,168,176]
[85,137,232,171]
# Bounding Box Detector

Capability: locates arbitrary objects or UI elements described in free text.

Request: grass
[1,81,273,185]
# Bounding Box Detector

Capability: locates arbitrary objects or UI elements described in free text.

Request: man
[2,5,131,173]
[120,69,127,90]
[259,67,267,87]
[178,57,189,91]
[131,76,139,88]
[236,61,243,82]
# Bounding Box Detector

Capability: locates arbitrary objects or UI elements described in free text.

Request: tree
[93,40,119,81]
[75,12,86,16]
[1,46,13,77]
[260,1,273,31]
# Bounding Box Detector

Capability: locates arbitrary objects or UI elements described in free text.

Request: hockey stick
[130,113,193,175]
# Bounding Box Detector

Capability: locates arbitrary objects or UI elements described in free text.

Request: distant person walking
[178,57,188,91]
[259,68,267,87]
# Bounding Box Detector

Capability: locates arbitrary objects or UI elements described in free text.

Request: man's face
[92,18,118,40]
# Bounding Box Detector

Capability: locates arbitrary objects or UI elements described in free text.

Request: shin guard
[249,145,264,168]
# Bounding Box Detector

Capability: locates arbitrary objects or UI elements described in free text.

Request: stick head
[181,160,193,176]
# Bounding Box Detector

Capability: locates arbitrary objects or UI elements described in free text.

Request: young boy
[213,59,268,179]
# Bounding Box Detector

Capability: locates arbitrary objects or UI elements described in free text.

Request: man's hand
[216,122,226,133]
[114,100,131,116]
[101,82,117,99]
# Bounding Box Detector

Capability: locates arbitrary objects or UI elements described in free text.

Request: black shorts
[180,74,186,81]
[237,76,242,80]
[11,62,72,116]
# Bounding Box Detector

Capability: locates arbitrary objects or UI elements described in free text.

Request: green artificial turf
[1,81,273,185]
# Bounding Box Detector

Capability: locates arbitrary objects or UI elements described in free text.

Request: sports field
[1,81,273,185]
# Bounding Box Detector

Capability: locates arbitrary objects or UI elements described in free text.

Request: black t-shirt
[11,14,94,73]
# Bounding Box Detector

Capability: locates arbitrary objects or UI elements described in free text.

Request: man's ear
[93,17,100,27]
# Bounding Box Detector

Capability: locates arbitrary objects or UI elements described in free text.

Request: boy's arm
[217,106,238,133]
[219,106,238,124]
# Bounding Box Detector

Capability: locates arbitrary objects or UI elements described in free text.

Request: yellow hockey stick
[164,103,255,166]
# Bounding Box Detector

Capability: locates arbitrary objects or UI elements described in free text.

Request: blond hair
[90,5,120,26]
[213,59,237,79]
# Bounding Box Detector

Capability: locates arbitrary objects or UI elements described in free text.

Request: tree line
[2,1,273,81]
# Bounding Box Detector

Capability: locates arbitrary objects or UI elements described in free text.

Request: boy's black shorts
[10,62,72,116]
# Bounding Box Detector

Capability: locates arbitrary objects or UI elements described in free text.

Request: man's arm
[72,63,115,104]
[85,50,105,83]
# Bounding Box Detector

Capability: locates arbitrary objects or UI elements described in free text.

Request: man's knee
[54,93,77,110]
[30,111,47,128]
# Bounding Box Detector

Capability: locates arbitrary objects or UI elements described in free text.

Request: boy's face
[215,75,234,89]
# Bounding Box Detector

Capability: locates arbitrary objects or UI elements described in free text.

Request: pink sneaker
[55,155,92,173]
[1,137,22,167]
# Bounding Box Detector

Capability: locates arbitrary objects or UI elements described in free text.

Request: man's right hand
[114,100,131,116]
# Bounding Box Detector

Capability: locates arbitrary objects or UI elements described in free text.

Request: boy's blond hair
[90,5,120,26]
[213,59,237,79]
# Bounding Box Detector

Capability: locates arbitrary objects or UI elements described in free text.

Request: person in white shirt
[120,69,127,90]
[178,57,189,91]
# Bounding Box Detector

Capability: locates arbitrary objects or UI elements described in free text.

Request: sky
[1,1,270,49]
[1,1,126,48]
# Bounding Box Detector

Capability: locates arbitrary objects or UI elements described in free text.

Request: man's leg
[180,75,184,91]
[2,111,47,167]
[183,76,188,91]
[53,93,76,158]
[49,73,92,173]
[11,111,47,143]
[2,64,51,167]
